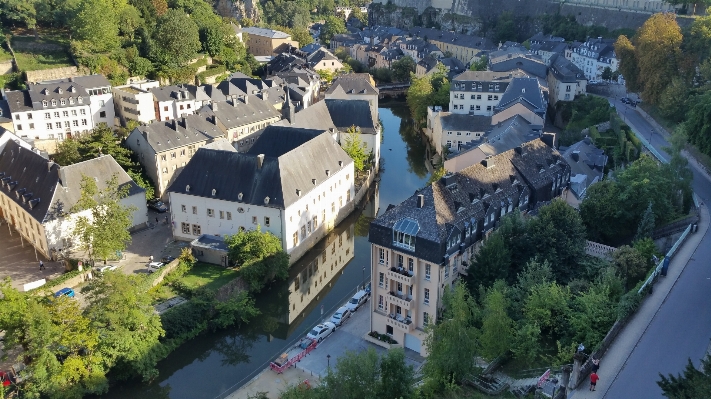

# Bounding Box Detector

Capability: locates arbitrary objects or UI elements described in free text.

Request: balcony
[388,291,412,310]
[386,314,414,332]
[387,267,413,285]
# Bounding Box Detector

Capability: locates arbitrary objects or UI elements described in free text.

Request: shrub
[616,289,642,320]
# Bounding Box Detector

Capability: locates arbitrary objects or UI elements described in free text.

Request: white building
[566,38,619,81]
[325,74,379,122]
[3,75,115,153]
[449,70,529,116]
[167,126,355,263]
[113,79,161,125]
[0,140,147,261]
[149,85,197,121]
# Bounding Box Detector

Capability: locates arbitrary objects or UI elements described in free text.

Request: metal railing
[638,223,692,294]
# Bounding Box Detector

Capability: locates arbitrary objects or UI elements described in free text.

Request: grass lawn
[0,47,12,62]
[13,51,73,71]
[180,262,239,292]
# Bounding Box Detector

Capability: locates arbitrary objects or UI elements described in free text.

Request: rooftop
[240,27,291,39]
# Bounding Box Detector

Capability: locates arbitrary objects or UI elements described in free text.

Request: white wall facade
[113,86,157,124]
[156,99,197,121]
[569,52,619,81]
[12,105,93,141]
[449,90,502,116]
[86,88,115,128]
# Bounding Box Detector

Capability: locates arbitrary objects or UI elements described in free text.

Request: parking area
[0,221,63,291]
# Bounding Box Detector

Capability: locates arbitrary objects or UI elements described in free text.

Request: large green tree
[658,356,711,398]
[224,226,289,292]
[320,15,346,45]
[468,231,511,289]
[612,245,649,290]
[635,13,683,105]
[479,282,514,361]
[614,35,641,93]
[150,9,201,68]
[391,56,416,82]
[71,174,136,265]
[72,0,123,52]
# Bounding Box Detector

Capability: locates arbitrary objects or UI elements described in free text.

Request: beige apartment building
[240,27,299,57]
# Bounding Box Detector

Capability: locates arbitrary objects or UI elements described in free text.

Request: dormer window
[60,98,66,105]
[393,218,418,251]
[69,97,74,105]
[78,97,83,103]
[42,100,48,107]
[57,88,63,94]
[51,99,57,106]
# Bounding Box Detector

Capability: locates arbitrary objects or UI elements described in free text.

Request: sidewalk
[570,204,710,398]
[226,366,319,399]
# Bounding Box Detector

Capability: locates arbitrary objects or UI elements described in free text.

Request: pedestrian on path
[39,260,44,270]
[592,357,600,372]
[155,217,159,225]
[590,372,599,391]
[149,255,153,263]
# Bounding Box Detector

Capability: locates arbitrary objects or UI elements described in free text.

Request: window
[378,295,384,310]
[72,120,78,127]
[181,222,190,234]
[227,212,232,220]
[313,215,318,229]
[488,95,493,101]
[470,105,475,110]
[475,105,480,111]
[192,206,197,214]
[80,109,86,115]
[60,99,66,105]
[181,205,186,213]
[99,111,106,118]
[63,111,69,117]
[16,124,22,131]
[301,226,306,239]
[192,224,201,235]
[264,216,270,227]
[44,112,50,119]
[47,123,52,130]
[293,232,298,246]
[379,272,384,287]
[219,211,224,219]
[392,218,418,251]
[397,254,403,268]
[339,196,343,208]
[424,288,430,305]
[331,202,335,213]
[29,123,34,129]
[64,121,70,127]
[99,100,105,107]
[252,216,257,224]
[424,312,430,326]
[171,152,176,159]
[346,190,350,202]
[162,167,168,174]
[486,106,492,111]
[425,264,431,280]
[408,258,414,273]
[445,264,450,278]
[163,106,168,111]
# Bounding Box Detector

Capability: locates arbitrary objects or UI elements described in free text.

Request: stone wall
[585,240,617,259]
[0,61,13,75]
[26,66,80,84]
[149,258,182,287]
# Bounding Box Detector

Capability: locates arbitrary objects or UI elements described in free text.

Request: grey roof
[301,43,324,55]
[167,129,352,209]
[489,55,548,79]
[497,78,546,113]
[62,75,111,89]
[571,38,617,61]
[562,138,607,199]
[240,27,291,39]
[197,97,280,131]
[0,140,143,224]
[131,114,224,153]
[307,48,339,66]
[528,32,565,44]
[549,54,586,83]
[191,234,229,251]
[150,85,195,102]
[440,57,465,72]
[274,99,378,135]
[441,114,492,132]
[417,56,439,72]
[246,126,325,157]
[186,84,228,103]
[452,70,527,83]
[325,75,378,96]
[408,27,495,51]
[7,77,98,113]
[531,41,568,54]
[202,139,237,152]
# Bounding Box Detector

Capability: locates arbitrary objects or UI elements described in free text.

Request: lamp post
[650,129,654,144]
[362,266,365,290]
[327,354,331,370]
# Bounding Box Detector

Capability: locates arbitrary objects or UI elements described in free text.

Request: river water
[101,101,431,399]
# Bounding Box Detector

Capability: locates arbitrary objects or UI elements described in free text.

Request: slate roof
[7,77,98,113]
[440,57,465,72]
[301,43,324,55]
[241,27,291,39]
[197,97,280,131]
[0,140,143,224]
[417,56,439,73]
[191,234,229,251]
[202,139,237,152]
[489,55,548,79]
[497,78,546,113]
[562,138,607,199]
[167,129,352,209]
[131,114,224,153]
[441,114,492,132]
[325,75,378,96]
[452,70,528,84]
[63,75,111,89]
[528,33,565,44]
[307,48,339,66]
[186,84,228,103]
[150,85,194,102]
[274,99,377,134]
[549,54,586,83]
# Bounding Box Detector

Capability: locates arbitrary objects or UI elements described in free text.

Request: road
[604,99,711,398]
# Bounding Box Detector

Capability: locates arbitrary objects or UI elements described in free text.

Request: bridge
[376,82,411,98]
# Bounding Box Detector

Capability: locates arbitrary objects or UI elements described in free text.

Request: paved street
[0,220,63,290]
[571,99,711,398]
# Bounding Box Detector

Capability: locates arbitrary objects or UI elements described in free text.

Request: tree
[495,12,517,43]
[118,5,144,41]
[567,283,616,348]
[658,356,711,398]
[615,35,641,93]
[224,226,289,292]
[322,348,380,399]
[634,202,656,242]
[320,15,346,45]
[423,281,480,391]
[391,56,416,82]
[601,66,613,81]
[469,55,488,71]
[342,126,370,172]
[150,9,201,68]
[480,282,514,361]
[290,27,313,47]
[151,0,167,15]
[635,13,682,105]
[612,245,649,290]
[71,174,136,265]
[658,76,689,123]
[468,231,511,289]
[83,272,166,381]
[526,199,586,283]
[0,0,38,28]
[377,348,415,399]
[54,138,83,166]
[523,281,571,338]
[682,91,711,157]
[351,7,368,25]
[72,0,122,52]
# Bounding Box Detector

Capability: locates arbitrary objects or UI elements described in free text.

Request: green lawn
[0,47,12,62]
[13,51,73,71]
[180,262,239,291]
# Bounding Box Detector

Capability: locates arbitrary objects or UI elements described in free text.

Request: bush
[616,289,642,320]
[43,269,83,289]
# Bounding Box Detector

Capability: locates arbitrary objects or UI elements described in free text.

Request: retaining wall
[0,61,13,75]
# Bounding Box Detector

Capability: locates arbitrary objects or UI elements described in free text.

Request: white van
[346,290,369,312]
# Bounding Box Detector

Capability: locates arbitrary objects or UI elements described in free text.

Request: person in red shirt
[590,372,600,391]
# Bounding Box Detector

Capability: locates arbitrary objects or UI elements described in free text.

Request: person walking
[155,217,159,225]
[592,357,600,373]
[590,372,599,391]
[39,260,44,270]
[149,255,154,263]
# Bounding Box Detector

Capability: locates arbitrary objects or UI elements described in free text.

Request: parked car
[330,306,352,326]
[95,264,118,273]
[307,322,336,342]
[54,288,75,298]
[161,255,176,263]
[346,290,369,312]
[147,199,168,213]
[146,262,165,273]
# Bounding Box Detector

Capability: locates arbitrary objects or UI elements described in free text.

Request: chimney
[257,154,265,169]
[481,158,494,168]
[417,194,424,208]
[232,99,238,107]
[514,146,522,155]
[243,95,249,105]
[325,169,330,176]
[213,102,218,112]
[58,167,67,187]
[47,160,54,171]
[541,132,556,148]
[262,92,268,102]
[571,151,580,162]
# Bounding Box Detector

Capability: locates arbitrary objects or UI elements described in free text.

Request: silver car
[330,306,351,326]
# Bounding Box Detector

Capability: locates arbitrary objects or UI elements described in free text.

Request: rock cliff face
[214,0,260,22]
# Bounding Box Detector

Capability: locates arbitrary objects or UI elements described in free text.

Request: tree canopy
[150,9,201,68]
[224,227,289,292]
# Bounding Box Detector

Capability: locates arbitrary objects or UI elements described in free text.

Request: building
[425,108,492,154]
[149,85,197,121]
[408,27,495,65]
[561,138,607,207]
[3,75,115,153]
[566,38,618,81]
[113,79,161,125]
[197,96,281,151]
[273,67,321,108]
[126,115,226,199]
[416,56,464,79]
[547,54,587,104]
[166,126,355,263]
[0,140,147,260]
[307,48,344,72]
[0,99,14,132]
[368,138,570,356]
[325,74,379,122]
[560,0,677,13]
[240,27,300,57]
[491,77,547,127]
[449,70,529,116]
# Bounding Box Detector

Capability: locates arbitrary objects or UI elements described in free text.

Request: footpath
[570,99,711,398]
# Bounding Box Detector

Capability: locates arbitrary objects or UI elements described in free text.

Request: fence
[269,338,318,374]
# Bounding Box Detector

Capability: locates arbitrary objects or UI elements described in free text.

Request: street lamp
[327,354,331,370]
[650,129,654,143]
[362,266,365,290]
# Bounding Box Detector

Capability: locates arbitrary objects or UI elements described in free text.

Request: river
[100,101,431,399]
